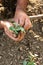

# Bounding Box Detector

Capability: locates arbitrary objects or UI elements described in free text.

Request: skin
[0,0,32,42]
[0,21,25,41]
[14,0,32,30]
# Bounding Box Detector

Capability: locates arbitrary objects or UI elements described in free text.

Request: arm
[16,0,28,11]
[14,0,32,41]
[14,0,32,30]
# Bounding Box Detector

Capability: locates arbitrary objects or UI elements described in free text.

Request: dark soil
[0,0,43,65]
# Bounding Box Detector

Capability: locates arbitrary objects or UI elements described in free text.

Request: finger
[24,18,32,31]
[19,18,25,26]
[4,28,23,42]
[14,18,18,24]
[5,30,20,41]
[19,32,25,41]
[4,28,16,38]
[4,22,13,28]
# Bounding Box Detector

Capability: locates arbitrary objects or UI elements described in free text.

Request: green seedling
[9,22,25,35]
[23,57,35,65]
[23,60,27,65]
[23,52,37,65]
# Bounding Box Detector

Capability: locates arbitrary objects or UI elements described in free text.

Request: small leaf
[9,23,25,35]
[23,60,27,65]
[9,26,15,31]
[14,30,18,35]
[27,61,35,65]
[13,23,19,27]
[9,26,18,35]
[20,27,25,32]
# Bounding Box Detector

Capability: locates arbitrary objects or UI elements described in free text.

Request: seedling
[23,52,38,65]
[9,22,25,35]
[23,57,35,65]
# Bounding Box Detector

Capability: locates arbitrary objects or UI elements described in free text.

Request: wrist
[16,0,28,12]
[16,5,26,12]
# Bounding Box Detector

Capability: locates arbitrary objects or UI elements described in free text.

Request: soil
[0,0,43,65]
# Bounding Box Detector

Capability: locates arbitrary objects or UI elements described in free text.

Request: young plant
[23,52,37,65]
[9,22,25,35]
[23,57,35,65]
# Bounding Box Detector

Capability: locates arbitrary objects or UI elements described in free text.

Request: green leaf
[14,30,18,35]
[23,60,27,65]
[13,23,19,27]
[20,27,25,32]
[13,23,25,32]
[16,27,21,32]
[9,26,15,31]
[9,26,18,35]
[27,61,35,65]
[9,23,25,35]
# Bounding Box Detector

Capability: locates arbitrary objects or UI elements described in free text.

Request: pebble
[20,56,24,60]
[26,48,29,51]
[10,61,13,65]
[34,35,39,38]
[18,55,20,60]
[19,47,23,51]
[42,27,43,32]
[8,53,13,57]
[0,56,2,59]
[15,59,17,63]
[34,54,38,57]
[36,46,40,49]
[36,61,40,65]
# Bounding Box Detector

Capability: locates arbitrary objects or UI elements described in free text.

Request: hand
[13,9,32,41]
[14,9,32,31]
[0,21,25,41]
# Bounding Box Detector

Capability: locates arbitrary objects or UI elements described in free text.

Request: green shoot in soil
[23,53,37,65]
[23,58,35,65]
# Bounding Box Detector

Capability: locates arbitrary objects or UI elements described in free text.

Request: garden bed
[0,0,43,65]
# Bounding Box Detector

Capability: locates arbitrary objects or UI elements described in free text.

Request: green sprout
[23,52,37,65]
[23,57,35,65]
[9,22,25,35]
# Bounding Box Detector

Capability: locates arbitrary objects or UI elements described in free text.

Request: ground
[0,0,43,65]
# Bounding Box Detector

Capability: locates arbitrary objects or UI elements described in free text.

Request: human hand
[14,9,32,31]
[0,21,25,41]
[13,9,32,41]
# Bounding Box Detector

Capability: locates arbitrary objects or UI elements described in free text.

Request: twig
[8,14,43,21]
[29,14,43,20]
[0,14,43,21]
[36,4,43,6]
